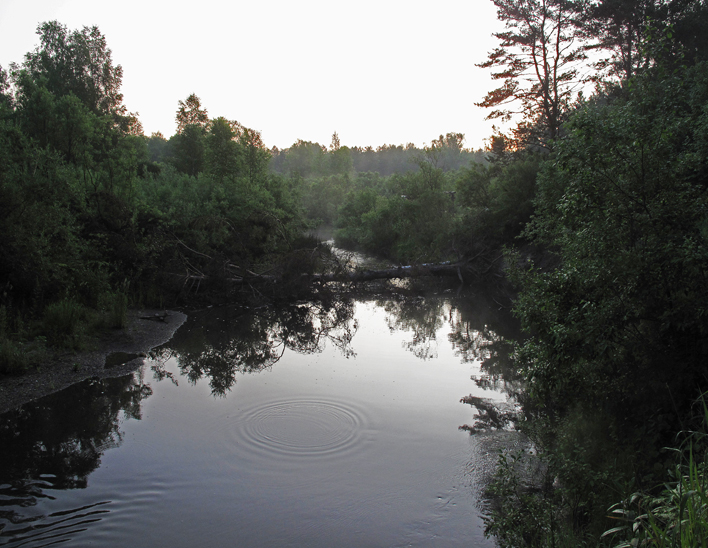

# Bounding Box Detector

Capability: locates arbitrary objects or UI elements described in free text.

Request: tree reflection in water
[151,296,358,396]
[377,284,523,433]
[0,373,152,532]
[0,285,522,541]
[448,291,524,433]
[447,292,523,393]
[381,295,445,360]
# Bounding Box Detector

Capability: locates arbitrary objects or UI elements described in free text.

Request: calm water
[0,290,520,547]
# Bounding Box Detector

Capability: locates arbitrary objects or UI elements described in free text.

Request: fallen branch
[165,260,477,287]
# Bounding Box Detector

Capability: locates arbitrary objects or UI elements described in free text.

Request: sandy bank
[0,309,187,415]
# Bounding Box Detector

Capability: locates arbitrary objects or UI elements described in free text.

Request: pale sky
[0,0,505,150]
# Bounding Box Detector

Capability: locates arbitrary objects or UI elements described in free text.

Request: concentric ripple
[234,399,369,458]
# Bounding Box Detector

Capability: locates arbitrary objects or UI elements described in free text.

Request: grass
[0,305,28,374]
[0,336,29,374]
[0,292,131,376]
[604,455,708,547]
[42,298,88,349]
[603,401,708,548]
[41,292,128,352]
[98,291,128,329]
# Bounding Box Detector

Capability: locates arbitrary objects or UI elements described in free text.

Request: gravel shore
[0,309,187,415]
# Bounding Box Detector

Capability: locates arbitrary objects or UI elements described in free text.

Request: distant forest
[269,135,487,177]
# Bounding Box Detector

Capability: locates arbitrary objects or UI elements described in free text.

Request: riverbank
[0,308,186,415]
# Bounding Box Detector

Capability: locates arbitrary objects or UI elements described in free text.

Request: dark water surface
[0,291,520,547]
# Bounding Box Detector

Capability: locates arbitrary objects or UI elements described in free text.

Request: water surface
[0,292,519,547]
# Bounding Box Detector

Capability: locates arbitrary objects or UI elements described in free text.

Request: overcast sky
[0,0,505,150]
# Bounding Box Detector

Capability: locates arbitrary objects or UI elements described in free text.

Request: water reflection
[0,373,151,542]
[147,288,525,437]
[0,288,522,547]
[370,287,523,434]
[448,291,524,434]
[448,293,523,398]
[0,375,151,488]
[151,297,358,396]
[381,296,445,360]
[378,287,522,399]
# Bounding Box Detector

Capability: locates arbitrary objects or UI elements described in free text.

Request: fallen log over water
[308,262,465,283]
[167,234,506,297]
[163,244,507,298]
[168,260,498,292]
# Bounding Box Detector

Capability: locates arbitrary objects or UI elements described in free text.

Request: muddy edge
[0,309,187,415]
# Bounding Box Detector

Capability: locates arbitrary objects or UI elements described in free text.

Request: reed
[603,401,708,548]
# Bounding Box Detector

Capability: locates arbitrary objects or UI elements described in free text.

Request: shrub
[98,291,128,329]
[42,298,87,349]
[0,336,28,375]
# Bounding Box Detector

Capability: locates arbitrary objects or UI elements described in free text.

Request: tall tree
[284,140,327,177]
[0,65,10,108]
[580,0,708,81]
[205,116,242,182]
[170,124,205,176]
[477,0,588,147]
[424,133,467,171]
[175,93,209,134]
[329,131,341,151]
[582,0,661,81]
[171,94,210,175]
[239,127,270,186]
[21,21,125,118]
[328,132,352,175]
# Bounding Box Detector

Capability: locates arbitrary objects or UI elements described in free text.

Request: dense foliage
[486,58,708,546]
[277,131,539,266]
[0,21,497,375]
[271,132,492,262]
[475,0,708,545]
[0,22,306,373]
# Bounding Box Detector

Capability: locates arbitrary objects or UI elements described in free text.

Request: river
[0,280,522,547]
